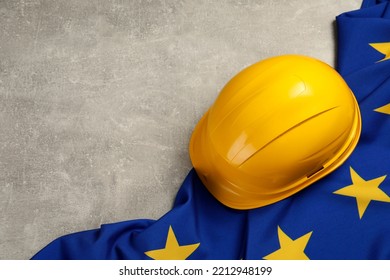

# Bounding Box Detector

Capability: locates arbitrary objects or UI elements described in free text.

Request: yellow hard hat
[189,55,361,210]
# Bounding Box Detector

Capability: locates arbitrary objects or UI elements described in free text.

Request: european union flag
[32,0,390,260]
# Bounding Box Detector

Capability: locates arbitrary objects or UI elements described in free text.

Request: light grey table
[0,0,361,259]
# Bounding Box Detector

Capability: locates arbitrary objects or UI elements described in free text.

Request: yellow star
[144,226,200,260]
[374,103,390,115]
[369,42,390,62]
[263,226,312,260]
[334,167,390,219]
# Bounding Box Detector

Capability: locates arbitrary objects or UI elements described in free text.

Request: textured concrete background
[0,0,360,259]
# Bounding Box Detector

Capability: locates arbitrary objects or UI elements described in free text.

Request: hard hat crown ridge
[190,55,361,209]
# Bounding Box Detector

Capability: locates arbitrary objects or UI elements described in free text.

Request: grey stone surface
[0,0,361,259]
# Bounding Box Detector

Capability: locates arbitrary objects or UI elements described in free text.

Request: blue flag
[32,0,390,260]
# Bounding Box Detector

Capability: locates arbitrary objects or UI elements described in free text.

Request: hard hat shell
[189,55,361,210]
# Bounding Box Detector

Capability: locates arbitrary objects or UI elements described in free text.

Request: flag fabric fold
[32,0,390,260]
[32,170,248,260]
